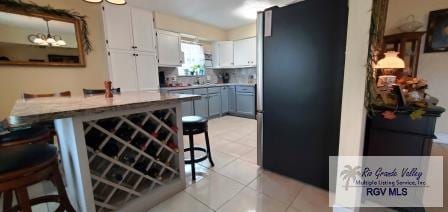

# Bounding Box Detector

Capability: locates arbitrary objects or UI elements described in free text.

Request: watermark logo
[329,156,443,208]
[340,165,361,191]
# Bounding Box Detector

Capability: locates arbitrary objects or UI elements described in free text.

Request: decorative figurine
[104,81,113,98]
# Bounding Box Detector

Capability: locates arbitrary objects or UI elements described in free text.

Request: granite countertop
[8,91,200,127]
[159,83,256,91]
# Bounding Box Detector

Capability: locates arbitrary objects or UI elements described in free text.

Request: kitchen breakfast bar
[8,91,199,212]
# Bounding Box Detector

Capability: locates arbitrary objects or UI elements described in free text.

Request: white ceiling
[127,0,302,29]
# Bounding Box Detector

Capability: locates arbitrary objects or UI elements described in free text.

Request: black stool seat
[182,116,214,181]
[182,116,208,134]
[0,144,57,175]
[0,126,51,147]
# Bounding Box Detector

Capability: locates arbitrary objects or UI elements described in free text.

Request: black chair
[0,128,75,212]
[182,116,214,181]
[83,88,121,96]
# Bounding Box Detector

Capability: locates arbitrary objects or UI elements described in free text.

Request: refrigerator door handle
[256,112,263,166]
[256,12,264,112]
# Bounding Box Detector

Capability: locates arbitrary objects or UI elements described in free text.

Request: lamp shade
[375,51,405,69]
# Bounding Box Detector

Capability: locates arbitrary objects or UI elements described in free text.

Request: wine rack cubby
[83,108,181,211]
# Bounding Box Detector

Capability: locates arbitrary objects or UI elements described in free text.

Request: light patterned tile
[248,170,304,205]
[185,173,245,210]
[290,185,331,212]
[216,159,262,185]
[185,164,215,186]
[240,148,258,164]
[199,150,237,170]
[217,187,289,212]
[148,191,213,212]
[213,140,254,157]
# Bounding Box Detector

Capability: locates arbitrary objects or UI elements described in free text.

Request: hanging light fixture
[83,0,126,5]
[28,20,67,47]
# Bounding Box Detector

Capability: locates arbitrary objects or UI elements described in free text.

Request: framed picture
[424,8,448,53]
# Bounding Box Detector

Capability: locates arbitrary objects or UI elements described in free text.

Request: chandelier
[28,20,66,47]
[83,0,126,5]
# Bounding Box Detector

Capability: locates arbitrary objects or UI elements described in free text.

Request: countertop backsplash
[159,67,257,86]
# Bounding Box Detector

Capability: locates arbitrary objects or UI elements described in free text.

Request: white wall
[386,0,448,134]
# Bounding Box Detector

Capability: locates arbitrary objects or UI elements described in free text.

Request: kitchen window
[177,42,205,76]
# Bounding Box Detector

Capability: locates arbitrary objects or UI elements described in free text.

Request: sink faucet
[195,76,201,85]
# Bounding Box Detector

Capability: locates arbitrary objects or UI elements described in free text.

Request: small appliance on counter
[222,73,230,83]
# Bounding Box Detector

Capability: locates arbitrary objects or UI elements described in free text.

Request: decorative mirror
[0,5,88,67]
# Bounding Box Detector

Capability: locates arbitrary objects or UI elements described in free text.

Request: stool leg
[3,191,13,211]
[15,187,31,212]
[204,130,215,167]
[50,164,75,212]
[189,134,196,181]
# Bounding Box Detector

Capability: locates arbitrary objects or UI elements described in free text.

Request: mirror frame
[0,6,86,67]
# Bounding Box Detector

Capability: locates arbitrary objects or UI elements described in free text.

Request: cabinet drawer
[207,87,221,94]
[193,88,208,95]
[236,86,254,93]
[170,89,193,95]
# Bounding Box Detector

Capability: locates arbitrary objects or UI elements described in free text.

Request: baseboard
[434,133,448,144]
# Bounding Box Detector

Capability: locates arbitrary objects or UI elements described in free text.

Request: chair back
[83,88,121,96]
[23,91,71,99]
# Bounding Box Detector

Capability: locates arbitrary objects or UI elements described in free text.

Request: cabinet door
[103,4,133,51]
[234,38,256,67]
[157,30,181,67]
[212,42,220,68]
[193,89,208,117]
[170,89,194,116]
[234,39,250,66]
[131,8,156,53]
[218,41,234,67]
[228,86,236,112]
[135,52,159,90]
[236,93,255,116]
[108,50,138,91]
[247,37,257,66]
[221,87,229,113]
[208,93,221,117]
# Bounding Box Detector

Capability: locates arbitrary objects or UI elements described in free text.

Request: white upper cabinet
[103,4,156,53]
[135,52,159,90]
[234,37,256,67]
[103,4,133,51]
[103,5,159,90]
[156,30,182,67]
[131,8,156,52]
[213,41,234,68]
[108,50,139,91]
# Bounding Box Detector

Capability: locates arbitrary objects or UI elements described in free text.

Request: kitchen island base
[54,103,186,212]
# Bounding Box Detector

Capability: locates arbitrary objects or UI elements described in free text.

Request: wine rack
[83,108,181,211]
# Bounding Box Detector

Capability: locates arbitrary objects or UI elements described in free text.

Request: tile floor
[150,116,333,212]
[151,117,448,212]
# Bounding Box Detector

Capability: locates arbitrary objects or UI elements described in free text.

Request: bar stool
[182,116,214,181]
[0,128,75,212]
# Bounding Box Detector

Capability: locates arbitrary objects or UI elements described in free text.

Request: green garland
[365,0,389,116]
[0,0,93,53]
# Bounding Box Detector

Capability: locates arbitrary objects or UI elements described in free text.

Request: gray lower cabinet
[208,93,221,117]
[221,87,229,114]
[169,89,194,117]
[193,88,209,118]
[228,86,236,112]
[236,86,255,117]
[166,85,255,119]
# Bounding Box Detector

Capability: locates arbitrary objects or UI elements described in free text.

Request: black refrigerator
[256,0,348,190]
